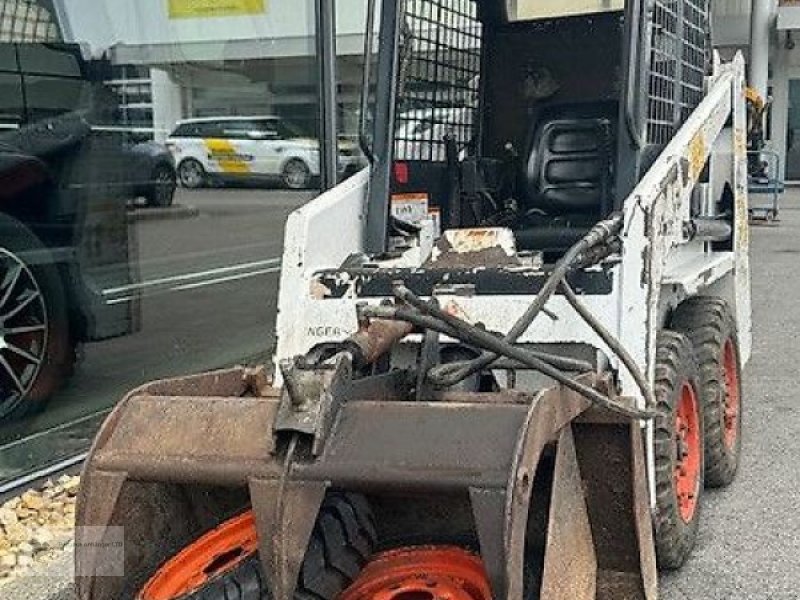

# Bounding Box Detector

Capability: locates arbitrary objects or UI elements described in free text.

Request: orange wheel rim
[722,338,741,450]
[138,511,258,600]
[674,382,701,523]
[339,546,491,600]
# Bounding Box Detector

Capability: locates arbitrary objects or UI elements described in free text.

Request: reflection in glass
[0,0,321,485]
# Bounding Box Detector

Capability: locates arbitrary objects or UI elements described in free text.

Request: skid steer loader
[75,1,751,599]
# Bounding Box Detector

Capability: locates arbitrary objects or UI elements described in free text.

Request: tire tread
[653,330,703,571]
[671,297,742,487]
[179,493,375,600]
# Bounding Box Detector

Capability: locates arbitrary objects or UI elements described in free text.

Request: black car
[128,138,177,208]
[0,42,140,420]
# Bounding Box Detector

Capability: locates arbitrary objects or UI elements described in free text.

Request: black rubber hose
[386,287,591,373]
[427,214,624,386]
[486,355,591,373]
[560,280,656,411]
[364,304,654,420]
[355,304,592,373]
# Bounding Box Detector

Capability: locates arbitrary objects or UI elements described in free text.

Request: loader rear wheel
[653,331,704,571]
[137,492,376,600]
[339,546,491,600]
[672,298,742,488]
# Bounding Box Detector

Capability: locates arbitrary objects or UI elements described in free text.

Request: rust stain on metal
[539,428,597,600]
[501,374,598,600]
[428,228,520,269]
[309,279,333,300]
[349,318,414,365]
[734,127,747,156]
[443,299,472,324]
[446,228,512,254]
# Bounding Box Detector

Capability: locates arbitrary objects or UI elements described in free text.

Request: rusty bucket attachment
[75,362,656,600]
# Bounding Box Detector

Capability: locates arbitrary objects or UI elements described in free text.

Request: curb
[127,204,200,223]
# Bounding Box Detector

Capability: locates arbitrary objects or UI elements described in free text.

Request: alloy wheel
[0,248,48,415]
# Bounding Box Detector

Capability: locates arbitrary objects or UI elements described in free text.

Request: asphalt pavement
[0,187,313,482]
[3,191,800,599]
[660,200,800,599]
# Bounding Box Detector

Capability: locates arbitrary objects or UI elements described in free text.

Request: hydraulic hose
[362,304,653,420]
[370,288,655,420]
[559,281,656,412]
[355,304,593,373]
[427,214,624,386]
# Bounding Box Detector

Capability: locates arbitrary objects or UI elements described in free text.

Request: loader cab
[362,0,711,259]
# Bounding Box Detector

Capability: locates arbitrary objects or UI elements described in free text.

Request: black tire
[282,159,311,190]
[155,493,376,600]
[653,331,704,571]
[0,213,74,420]
[672,297,742,488]
[146,164,177,207]
[178,159,207,189]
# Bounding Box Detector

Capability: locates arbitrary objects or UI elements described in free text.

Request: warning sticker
[391,193,429,225]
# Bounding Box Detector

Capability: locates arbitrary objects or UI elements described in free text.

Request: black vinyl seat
[513,108,616,255]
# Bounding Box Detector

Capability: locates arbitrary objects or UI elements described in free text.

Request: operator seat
[513,106,616,255]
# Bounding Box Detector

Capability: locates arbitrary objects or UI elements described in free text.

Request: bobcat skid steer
[75,1,751,599]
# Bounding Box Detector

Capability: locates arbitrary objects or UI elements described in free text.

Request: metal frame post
[749,0,774,101]
[365,0,403,254]
[316,0,339,191]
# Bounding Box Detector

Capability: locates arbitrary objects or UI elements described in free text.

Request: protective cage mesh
[0,0,59,43]
[394,0,482,162]
[646,0,711,146]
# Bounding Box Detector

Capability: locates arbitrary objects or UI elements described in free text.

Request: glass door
[786,79,800,179]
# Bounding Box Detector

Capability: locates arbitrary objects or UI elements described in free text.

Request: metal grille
[646,0,710,145]
[0,0,59,43]
[394,0,482,162]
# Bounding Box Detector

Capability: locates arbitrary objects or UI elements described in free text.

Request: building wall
[52,0,368,61]
[151,67,182,142]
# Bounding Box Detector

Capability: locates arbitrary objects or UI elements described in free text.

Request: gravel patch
[0,476,78,584]
[0,543,74,600]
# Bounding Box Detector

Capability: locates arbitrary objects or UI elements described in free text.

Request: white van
[167,116,362,190]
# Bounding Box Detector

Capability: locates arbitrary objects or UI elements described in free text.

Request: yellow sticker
[169,0,266,19]
[688,132,707,182]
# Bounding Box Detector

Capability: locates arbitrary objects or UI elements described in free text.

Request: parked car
[127,138,177,207]
[0,42,139,420]
[167,116,364,190]
[395,107,475,161]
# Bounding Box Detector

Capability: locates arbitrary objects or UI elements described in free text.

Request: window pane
[17,43,82,76]
[336,0,373,182]
[0,72,23,127]
[0,0,321,485]
[23,75,89,119]
[0,43,17,70]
